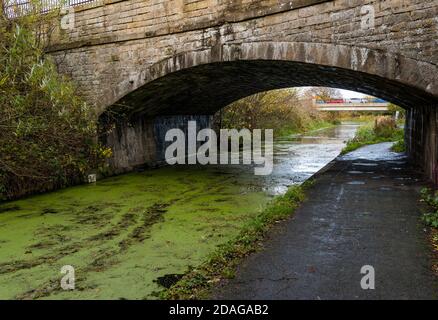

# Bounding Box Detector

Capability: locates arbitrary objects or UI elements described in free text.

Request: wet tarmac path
[214,143,438,300]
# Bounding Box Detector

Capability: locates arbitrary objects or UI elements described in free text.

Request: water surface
[0,123,358,299]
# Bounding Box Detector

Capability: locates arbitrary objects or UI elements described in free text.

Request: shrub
[391,139,406,153]
[0,9,109,199]
[342,121,404,154]
[374,116,397,138]
[213,89,333,137]
[420,188,438,228]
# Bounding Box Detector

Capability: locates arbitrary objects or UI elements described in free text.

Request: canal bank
[0,124,357,299]
[214,143,438,300]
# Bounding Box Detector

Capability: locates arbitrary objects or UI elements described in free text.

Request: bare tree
[302,87,342,100]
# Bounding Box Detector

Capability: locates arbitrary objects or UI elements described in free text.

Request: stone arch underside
[97,42,438,180]
[101,42,438,121]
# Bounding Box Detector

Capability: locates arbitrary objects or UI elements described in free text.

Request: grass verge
[420,188,438,276]
[430,228,438,276]
[391,139,406,153]
[161,181,313,299]
[420,188,438,228]
[276,120,337,138]
[341,123,404,154]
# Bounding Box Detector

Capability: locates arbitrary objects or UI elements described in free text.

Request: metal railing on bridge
[2,0,97,18]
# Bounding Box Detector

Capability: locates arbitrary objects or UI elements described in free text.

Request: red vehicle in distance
[326,99,345,104]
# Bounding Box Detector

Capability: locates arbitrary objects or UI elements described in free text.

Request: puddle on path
[340,142,407,162]
[347,181,366,185]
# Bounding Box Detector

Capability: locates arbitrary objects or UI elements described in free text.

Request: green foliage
[0,10,109,199]
[162,182,311,300]
[391,139,406,153]
[214,89,335,137]
[420,188,438,228]
[374,116,397,138]
[342,118,405,154]
[275,120,335,137]
[387,103,406,118]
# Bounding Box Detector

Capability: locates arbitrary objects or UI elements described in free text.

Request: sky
[298,87,366,99]
[339,89,366,99]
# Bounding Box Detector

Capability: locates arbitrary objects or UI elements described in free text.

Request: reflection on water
[0,122,359,299]
[340,141,406,162]
[209,122,359,196]
[266,122,359,194]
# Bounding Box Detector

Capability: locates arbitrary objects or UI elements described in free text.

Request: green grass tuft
[420,188,438,228]
[391,140,406,153]
[275,120,337,138]
[341,123,404,155]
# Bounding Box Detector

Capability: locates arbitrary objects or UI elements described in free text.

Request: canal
[0,122,359,299]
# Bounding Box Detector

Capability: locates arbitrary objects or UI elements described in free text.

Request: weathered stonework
[46,0,438,180]
[406,105,438,183]
[100,116,157,172]
[49,0,438,114]
[100,114,212,173]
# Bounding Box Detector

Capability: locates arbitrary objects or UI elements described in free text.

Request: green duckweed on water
[0,165,269,299]
[0,124,359,299]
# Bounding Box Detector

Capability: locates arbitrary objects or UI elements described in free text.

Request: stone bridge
[46,0,438,181]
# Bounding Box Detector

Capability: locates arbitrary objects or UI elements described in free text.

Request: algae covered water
[0,123,358,299]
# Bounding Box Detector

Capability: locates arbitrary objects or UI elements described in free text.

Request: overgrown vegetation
[388,103,406,119]
[333,114,381,123]
[213,89,338,137]
[420,188,438,228]
[162,182,311,300]
[391,139,406,153]
[0,7,109,199]
[342,116,404,154]
[419,188,438,276]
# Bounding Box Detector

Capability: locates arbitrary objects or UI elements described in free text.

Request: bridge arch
[42,0,438,182]
[103,41,438,119]
[98,41,438,179]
